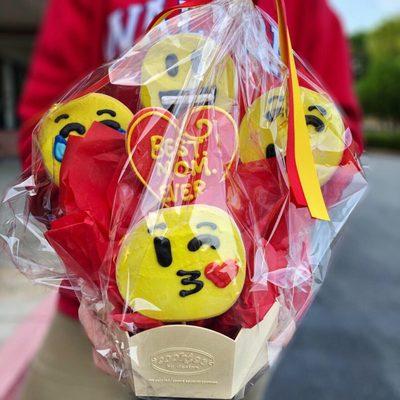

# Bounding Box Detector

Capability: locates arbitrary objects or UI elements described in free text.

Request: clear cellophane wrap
[0,0,367,398]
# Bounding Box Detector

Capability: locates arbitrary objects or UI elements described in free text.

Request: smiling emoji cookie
[116,205,246,322]
[140,34,236,113]
[239,87,345,185]
[38,93,133,185]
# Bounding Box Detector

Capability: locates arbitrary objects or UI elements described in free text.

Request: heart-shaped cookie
[126,106,238,207]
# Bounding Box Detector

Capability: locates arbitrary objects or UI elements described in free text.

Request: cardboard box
[127,301,280,399]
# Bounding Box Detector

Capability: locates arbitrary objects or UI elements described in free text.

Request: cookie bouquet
[0,0,367,398]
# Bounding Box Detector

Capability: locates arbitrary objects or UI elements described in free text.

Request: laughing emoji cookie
[239,87,345,184]
[38,93,133,185]
[116,205,246,322]
[140,34,236,113]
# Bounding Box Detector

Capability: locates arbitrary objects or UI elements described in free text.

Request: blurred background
[0,0,399,399]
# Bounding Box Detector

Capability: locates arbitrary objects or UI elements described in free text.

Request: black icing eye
[166,54,179,77]
[100,120,121,131]
[265,107,283,123]
[266,144,276,159]
[154,237,172,268]
[187,234,220,252]
[55,114,69,123]
[268,95,285,105]
[308,105,327,116]
[305,115,325,133]
[97,109,117,117]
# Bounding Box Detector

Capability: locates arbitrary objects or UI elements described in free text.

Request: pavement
[0,152,399,399]
[267,151,400,400]
[0,158,49,346]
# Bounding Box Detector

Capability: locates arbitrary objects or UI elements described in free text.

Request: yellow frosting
[140,34,236,112]
[239,87,345,185]
[38,93,133,185]
[116,205,246,322]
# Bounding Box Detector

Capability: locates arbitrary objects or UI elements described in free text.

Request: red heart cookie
[126,106,238,207]
[204,259,240,288]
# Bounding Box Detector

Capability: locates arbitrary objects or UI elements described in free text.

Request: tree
[367,18,400,60]
[353,17,400,122]
[357,57,400,121]
[350,33,369,80]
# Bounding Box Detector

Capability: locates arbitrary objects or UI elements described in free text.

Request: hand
[78,298,119,377]
[270,319,296,347]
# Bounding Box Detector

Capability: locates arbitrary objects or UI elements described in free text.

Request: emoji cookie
[38,93,133,185]
[116,205,246,322]
[140,34,236,113]
[239,87,345,184]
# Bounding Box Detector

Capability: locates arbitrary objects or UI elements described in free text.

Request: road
[0,152,399,399]
[267,152,400,399]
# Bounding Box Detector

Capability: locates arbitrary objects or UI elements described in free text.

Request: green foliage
[351,16,400,122]
[365,130,400,151]
[367,18,400,60]
[350,33,369,79]
[357,57,400,120]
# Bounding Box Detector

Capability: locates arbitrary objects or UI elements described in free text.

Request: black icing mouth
[305,114,325,132]
[159,86,217,111]
[59,122,86,139]
[265,143,276,159]
[176,270,204,298]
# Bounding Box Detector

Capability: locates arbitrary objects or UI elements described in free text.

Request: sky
[329,0,400,34]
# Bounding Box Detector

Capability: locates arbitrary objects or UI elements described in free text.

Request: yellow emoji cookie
[116,205,246,322]
[239,87,345,184]
[38,93,133,185]
[140,34,236,113]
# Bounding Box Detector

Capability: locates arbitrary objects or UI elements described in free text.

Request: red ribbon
[274,0,308,206]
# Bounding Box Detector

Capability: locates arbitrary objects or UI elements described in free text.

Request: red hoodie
[18,0,363,319]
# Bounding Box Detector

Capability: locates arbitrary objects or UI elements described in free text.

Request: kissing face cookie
[116,205,246,322]
[38,93,133,185]
[239,87,345,185]
[140,34,236,113]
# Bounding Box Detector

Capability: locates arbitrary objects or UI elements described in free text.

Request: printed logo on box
[151,347,215,375]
